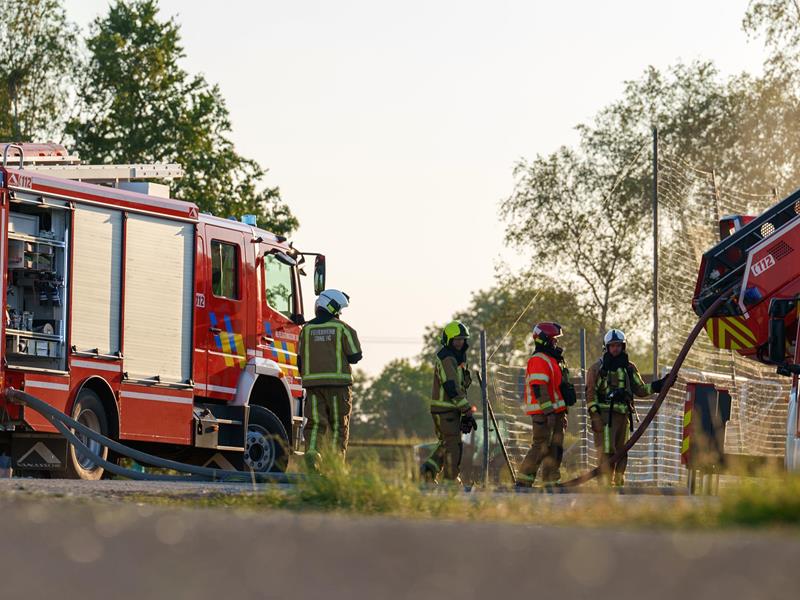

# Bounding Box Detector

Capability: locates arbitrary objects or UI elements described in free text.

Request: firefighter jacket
[298,313,362,388]
[585,358,653,414]
[525,352,567,415]
[430,347,471,414]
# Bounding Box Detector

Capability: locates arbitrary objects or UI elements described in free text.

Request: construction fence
[484,147,792,486]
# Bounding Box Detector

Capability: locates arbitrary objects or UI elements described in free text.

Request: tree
[67,0,297,235]
[421,270,602,367]
[744,0,800,76]
[351,360,434,440]
[0,0,78,141]
[501,137,650,341]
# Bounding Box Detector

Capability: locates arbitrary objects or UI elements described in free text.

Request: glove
[650,376,668,394]
[460,413,477,434]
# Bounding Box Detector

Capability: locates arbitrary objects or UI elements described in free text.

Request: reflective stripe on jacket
[430,352,470,414]
[524,352,566,415]
[585,359,653,414]
[298,317,361,387]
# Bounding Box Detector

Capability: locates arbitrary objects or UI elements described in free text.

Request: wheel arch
[248,375,293,446]
[73,376,119,441]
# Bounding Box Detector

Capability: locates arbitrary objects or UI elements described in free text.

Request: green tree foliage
[0,0,78,141]
[421,271,601,367]
[67,0,297,235]
[351,359,434,440]
[744,0,800,75]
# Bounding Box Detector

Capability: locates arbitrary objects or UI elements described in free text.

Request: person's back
[298,290,362,467]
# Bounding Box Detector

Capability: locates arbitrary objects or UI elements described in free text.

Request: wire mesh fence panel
[656,152,791,471]
[483,145,791,487]
[487,361,590,479]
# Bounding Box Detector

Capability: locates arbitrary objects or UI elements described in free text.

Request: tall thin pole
[652,127,660,484]
[652,126,659,380]
[480,330,489,487]
[579,328,588,470]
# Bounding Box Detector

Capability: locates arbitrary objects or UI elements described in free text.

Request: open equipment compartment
[5,195,70,371]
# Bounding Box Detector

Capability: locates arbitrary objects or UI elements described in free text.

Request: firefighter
[585,329,667,486]
[420,320,476,484]
[517,322,571,486]
[298,289,362,467]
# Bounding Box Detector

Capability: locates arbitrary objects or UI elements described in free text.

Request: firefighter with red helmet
[517,322,573,486]
[420,320,475,483]
[585,329,667,486]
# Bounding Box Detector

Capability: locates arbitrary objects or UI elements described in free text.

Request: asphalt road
[0,483,797,600]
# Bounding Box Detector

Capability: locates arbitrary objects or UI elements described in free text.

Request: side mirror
[314,255,326,296]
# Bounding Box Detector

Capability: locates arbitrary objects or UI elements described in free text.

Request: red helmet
[532,322,563,345]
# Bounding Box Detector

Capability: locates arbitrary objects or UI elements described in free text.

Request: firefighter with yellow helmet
[420,320,476,483]
[298,289,362,467]
[585,329,667,486]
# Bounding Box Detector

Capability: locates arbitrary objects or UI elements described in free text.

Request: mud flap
[12,433,68,471]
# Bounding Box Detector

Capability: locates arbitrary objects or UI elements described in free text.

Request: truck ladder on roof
[1,142,183,182]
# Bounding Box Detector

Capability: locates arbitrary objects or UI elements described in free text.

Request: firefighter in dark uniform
[420,320,476,483]
[298,289,362,467]
[585,329,667,486]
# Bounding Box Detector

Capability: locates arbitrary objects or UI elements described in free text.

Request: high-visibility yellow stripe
[681,437,690,454]
[683,409,692,427]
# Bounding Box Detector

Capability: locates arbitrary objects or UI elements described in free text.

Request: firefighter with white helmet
[585,329,667,486]
[517,322,575,486]
[298,289,362,467]
[420,320,475,483]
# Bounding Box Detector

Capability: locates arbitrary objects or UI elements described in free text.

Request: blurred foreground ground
[0,481,797,599]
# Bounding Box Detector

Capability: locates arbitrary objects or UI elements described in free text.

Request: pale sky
[64,0,765,375]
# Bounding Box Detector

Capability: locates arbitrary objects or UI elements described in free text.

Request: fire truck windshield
[265,254,295,317]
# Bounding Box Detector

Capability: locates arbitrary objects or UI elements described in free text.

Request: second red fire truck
[0,143,322,479]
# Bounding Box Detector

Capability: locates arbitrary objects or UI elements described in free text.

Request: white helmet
[315,289,350,316]
[603,329,626,348]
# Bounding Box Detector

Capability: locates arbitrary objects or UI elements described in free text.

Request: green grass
[718,476,800,527]
[124,452,800,532]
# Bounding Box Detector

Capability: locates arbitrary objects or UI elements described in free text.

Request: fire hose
[5,388,305,484]
[557,291,730,487]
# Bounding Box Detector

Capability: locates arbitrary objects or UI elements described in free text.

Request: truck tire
[244,405,289,473]
[65,389,109,480]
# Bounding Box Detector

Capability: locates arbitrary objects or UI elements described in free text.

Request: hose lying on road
[6,388,305,484]
[558,291,731,488]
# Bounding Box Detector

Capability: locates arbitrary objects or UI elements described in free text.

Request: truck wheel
[244,406,289,473]
[65,389,109,480]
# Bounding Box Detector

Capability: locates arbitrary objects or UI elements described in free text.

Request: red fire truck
[692,189,800,471]
[0,143,323,479]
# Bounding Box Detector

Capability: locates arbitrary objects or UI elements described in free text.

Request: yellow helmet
[441,320,470,346]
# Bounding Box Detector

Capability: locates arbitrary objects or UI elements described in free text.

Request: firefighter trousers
[519,412,567,484]
[590,409,629,485]
[303,386,352,459]
[422,411,463,481]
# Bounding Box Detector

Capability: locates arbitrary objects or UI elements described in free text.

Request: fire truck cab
[0,143,322,479]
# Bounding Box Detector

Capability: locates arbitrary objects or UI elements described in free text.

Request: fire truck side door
[204,226,248,399]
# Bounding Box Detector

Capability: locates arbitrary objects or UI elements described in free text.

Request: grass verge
[129,452,800,532]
